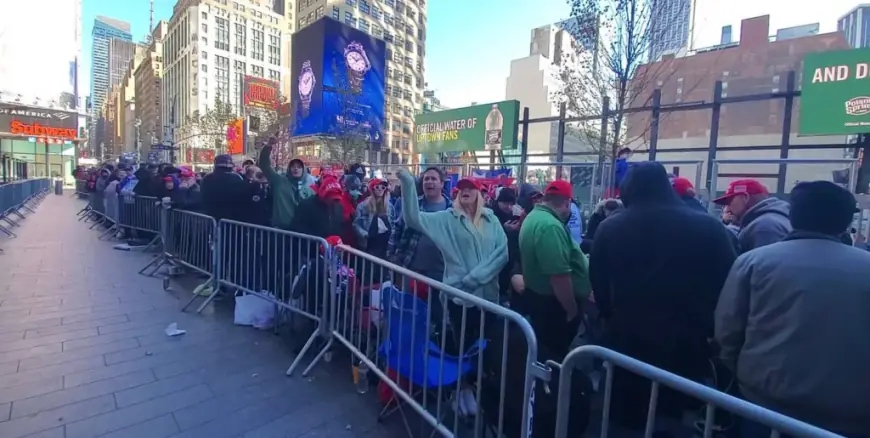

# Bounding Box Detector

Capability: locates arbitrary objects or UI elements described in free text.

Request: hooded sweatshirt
[398,171,508,303]
[737,197,791,253]
[259,145,314,229]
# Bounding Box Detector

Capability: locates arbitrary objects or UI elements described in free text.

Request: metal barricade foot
[180,275,217,312]
[138,253,168,277]
[291,331,332,377]
[0,224,15,238]
[98,224,118,240]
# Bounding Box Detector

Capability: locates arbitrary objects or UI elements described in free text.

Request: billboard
[227,119,244,155]
[414,101,520,153]
[291,18,386,147]
[244,76,280,110]
[0,103,78,141]
[799,48,870,136]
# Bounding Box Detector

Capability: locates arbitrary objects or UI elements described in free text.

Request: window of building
[234,23,246,55]
[417,43,423,56]
[385,0,394,6]
[384,13,393,26]
[406,8,415,20]
[215,55,230,103]
[202,23,208,33]
[395,0,404,13]
[345,0,356,5]
[233,60,245,113]
[359,0,370,14]
[268,69,280,82]
[202,11,208,19]
[404,41,413,52]
[215,17,230,50]
[385,48,392,61]
[373,26,382,37]
[359,19,370,33]
[403,73,411,85]
[405,23,414,35]
[315,6,325,18]
[384,32,393,43]
[201,50,208,60]
[252,65,264,77]
[252,29,264,61]
[404,56,412,67]
[345,11,353,24]
[268,34,280,65]
[371,5,381,20]
[395,35,404,46]
[332,6,340,20]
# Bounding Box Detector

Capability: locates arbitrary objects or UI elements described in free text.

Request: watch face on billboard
[291,18,386,148]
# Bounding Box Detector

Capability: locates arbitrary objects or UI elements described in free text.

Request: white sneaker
[460,387,478,416]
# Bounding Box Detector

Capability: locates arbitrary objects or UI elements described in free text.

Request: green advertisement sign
[799,48,870,136]
[414,100,519,153]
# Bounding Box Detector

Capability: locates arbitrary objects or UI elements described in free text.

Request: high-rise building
[161,0,289,162]
[505,22,597,160]
[838,4,870,48]
[296,0,427,164]
[649,0,696,62]
[136,22,169,150]
[720,25,733,45]
[90,16,132,155]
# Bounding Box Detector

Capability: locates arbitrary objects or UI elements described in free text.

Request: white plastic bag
[234,293,276,329]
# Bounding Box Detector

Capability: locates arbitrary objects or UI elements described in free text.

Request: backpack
[479,320,592,438]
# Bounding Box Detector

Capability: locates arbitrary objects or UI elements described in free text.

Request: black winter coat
[290,195,346,240]
[200,168,249,223]
[589,162,737,428]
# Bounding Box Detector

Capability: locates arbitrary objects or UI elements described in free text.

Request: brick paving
[0,194,405,438]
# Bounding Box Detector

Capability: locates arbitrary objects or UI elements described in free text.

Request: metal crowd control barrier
[551,345,843,438]
[104,195,163,249]
[0,179,51,239]
[202,219,332,376]
[316,244,542,438]
[141,205,217,289]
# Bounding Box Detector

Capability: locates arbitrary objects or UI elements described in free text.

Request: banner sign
[799,48,870,136]
[227,119,244,155]
[414,101,520,153]
[244,76,280,110]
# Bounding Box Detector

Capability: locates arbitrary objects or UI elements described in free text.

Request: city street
[0,194,402,438]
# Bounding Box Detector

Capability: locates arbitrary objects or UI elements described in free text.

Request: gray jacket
[715,234,870,435]
[737,197,791,253]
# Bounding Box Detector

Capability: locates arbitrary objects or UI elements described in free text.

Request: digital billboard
[414,101,520,153]
[799,48,870,136]
[291,18,386,147]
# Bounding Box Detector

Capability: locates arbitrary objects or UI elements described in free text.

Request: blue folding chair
[377,284,486,434]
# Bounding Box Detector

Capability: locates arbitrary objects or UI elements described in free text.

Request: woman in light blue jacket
[397,170,508,303]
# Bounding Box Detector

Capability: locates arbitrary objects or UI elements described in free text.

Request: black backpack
[479,320,592,438]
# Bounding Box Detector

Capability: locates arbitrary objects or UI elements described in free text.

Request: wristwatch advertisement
[297,60,316,118]
[343,41,371,93]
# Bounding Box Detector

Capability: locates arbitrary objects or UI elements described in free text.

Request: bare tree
[181,96,237,153]
[554,0,713,161]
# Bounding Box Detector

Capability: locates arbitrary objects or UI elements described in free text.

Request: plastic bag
[234,293,276,330]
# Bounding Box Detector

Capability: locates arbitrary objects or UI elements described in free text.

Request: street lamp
[134,118,142,162]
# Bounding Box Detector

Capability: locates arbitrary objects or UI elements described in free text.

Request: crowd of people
[76,138,870,438]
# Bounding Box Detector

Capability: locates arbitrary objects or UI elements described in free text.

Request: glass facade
[838,6,870,48]
[0,139,76,183]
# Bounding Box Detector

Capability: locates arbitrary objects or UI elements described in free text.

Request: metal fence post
[649,89,662,161]
[706,81,723,191]
[555,102,567,180]
[519,107,530,182]
[777,71,796,195]
[597,97,611,196]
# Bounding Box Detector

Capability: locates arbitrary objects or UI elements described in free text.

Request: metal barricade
[317,244,541,438]
[142,206,217,289]
[110,195,163,249]
[551,345,844,438]
[0,179,51,246]
[203,219,332,376]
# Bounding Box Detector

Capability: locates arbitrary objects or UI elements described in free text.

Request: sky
[76,0,862,110]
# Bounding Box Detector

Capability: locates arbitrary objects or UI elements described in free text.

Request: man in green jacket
[518,179,591,360]
[258,137,314,229]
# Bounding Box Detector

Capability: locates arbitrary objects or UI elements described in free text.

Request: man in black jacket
[589,162,737,432]
[200,154,248,223]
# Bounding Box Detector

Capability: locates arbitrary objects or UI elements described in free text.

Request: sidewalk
[0,194,403,438]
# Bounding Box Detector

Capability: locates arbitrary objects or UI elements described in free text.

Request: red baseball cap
[713,179,768,205]
[544,180,573,198]
[319,176,343,201]
[672,177,694,197]
[368,178,387,192]
[456,178,481,191]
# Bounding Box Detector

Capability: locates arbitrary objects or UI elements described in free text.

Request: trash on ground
[164,322,186,337]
